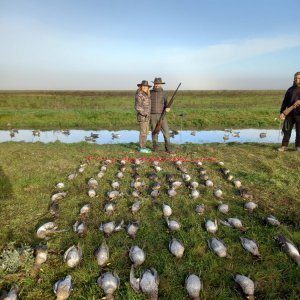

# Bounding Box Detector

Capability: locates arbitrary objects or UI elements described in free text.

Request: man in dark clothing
[150,77,172,153]
[278,72,300,151]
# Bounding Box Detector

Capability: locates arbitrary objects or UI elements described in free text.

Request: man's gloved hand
[165,108,171,113]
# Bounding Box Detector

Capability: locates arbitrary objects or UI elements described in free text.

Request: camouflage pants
[138,121,149,148]
[150,114,171,150]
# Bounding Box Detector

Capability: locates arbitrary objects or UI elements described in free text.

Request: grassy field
[0,90,285,130]
[0,141,300,299]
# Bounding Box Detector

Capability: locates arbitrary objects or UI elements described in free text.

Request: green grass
[0,90,284,130]
[0,142,300,299]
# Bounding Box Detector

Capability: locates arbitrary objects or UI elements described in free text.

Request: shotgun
[152,82,181,135]
[281,99,300,118]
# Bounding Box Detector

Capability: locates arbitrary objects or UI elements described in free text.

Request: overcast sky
[0,0,299,90]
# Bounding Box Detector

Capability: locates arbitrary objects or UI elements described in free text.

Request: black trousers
[281,115,300,147]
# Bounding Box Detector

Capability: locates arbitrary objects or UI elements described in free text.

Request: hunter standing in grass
[150,77,172,153]
[278,72,300,151]
[135,80,152,153]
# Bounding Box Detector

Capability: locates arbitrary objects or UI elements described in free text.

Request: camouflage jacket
[135,90,151,122]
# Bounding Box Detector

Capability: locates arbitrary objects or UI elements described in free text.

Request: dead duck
[166,173,176,183]
[168,188,177,197]
[182,173,192,182]
[129,245,146,267]
[233,179,242,188]
[244,202,258,213]
[196,161,203,167]
[111,181,120,189]
[79,203,91,216]
[162,204,172,217]
[73,220,87,236]
[107,190,123,200]
[151,189,160,199]
[172,181,183,189]
[195,204,205,215]
[88,178,98,189]
[240,237,261,258]
[169,238,185,258]
[185,274,202,300]
[205,219,218,234]
[130,266,159,300]
[189,181,199,189]
[97,271,120,300]
[104,202,117,214]
[34,245,48,272]
[190,189,200,199]
[63,244,82,268]
[234,274,255,300]
[218,203,229,214]
[36,222,58,240]
[238,188,253,199]
[132,190,141,198]
[205,179,214,187]
[152,182,161,190]
[220,218,246,232]
[49,202,60,218]
[220,168,230,175]
[99,220,124,236]
[97,171,105,178]
[265,215,280,226]
[198,167,207,175]
[208,238,228,257]
[127,221,140,238]
[131,200,142,214]
[116,171,124,179]
[165,217,181,231]
[51,192,67,202]
[148,172,159,181]
[88,189,96,198]
[95,240,109,267]
[214,188,223,198]
[53,275,73,300]
[276,235,300,266]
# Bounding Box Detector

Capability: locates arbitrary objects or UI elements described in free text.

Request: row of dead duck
[3,159,299,300]
[33,159,299,299]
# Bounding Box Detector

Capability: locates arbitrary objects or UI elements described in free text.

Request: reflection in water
[0,129,295,144]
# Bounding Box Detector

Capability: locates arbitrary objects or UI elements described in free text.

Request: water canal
[0,129,294,144]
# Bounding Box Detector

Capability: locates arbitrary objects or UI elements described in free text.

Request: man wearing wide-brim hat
[150,77,172,153]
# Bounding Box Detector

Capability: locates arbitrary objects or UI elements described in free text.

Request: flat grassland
[0,90,285,130]
[0,142,300,299]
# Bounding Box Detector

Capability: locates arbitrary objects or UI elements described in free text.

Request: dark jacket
[150,88,167,114]
[135,90,151,122]
[280,85,300,116]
